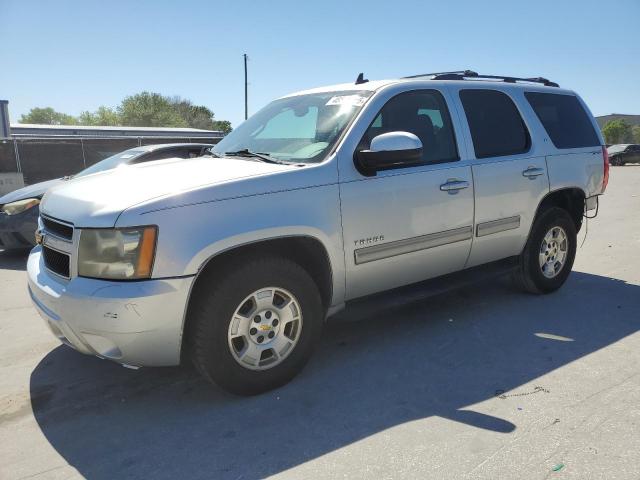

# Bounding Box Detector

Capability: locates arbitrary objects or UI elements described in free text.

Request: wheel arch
[533,187,585,233]
[179,234,335,364]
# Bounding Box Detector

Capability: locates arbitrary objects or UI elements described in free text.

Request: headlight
[1,198,40,215]
[78,226,157,280]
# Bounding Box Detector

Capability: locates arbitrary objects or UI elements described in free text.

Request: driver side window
[360,90,459,164]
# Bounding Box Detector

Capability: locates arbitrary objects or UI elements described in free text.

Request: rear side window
[525,92,600,149]
[459,89,530,159]
[139,148,184,162]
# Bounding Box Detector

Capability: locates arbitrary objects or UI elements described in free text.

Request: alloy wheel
[227,287,303,371]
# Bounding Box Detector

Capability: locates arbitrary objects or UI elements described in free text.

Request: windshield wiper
[223,149,289,165]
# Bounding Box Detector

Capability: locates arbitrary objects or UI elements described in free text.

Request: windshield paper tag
[326,95,367,107]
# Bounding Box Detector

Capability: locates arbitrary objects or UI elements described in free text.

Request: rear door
[451,88,550,267]
[525,92,604,197]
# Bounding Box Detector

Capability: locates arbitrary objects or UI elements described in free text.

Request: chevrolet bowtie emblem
[259,324,272,331]
[35,230,44,245]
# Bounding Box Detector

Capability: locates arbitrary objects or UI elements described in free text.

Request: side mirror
[355,131,423,176]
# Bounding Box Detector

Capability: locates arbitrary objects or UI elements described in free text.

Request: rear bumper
[27,246,195,367]
[0,208,38,249]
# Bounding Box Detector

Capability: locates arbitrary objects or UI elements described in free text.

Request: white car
[27,71,608,395]
[0,143,213,250]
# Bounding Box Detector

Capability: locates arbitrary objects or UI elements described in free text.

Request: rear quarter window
[525,92,600,149]
[139,148,186,162]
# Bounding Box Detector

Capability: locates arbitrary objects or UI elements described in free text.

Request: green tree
[78,106,120,126]
[168,97,232,132]
[602,119,633,144]
[20,93,231,132]
[170,97,215,130]
[632,125,640,144]
[19,107,78,125]
[212,119,232,134]
[118,92,187,128]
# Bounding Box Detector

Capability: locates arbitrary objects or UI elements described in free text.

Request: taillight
[601,145,609,193]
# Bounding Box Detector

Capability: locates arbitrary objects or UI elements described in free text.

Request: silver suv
[27,71,609,395]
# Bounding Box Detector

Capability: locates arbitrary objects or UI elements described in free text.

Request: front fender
[119,185,346,307]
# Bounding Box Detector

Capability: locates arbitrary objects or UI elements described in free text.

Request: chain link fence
[0,136,220,194]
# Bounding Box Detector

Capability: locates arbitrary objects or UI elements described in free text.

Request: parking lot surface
[1,167,639,480]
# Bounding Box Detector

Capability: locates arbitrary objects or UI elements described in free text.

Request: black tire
[610,156,623,166]
[513,207,577,294]
[188,255,324,395]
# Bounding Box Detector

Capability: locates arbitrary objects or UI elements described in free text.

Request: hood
[0,178,65,205]
[40,157,295,227]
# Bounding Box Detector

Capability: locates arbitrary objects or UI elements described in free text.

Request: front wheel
[513,207,577,294]
[188,255,324,395]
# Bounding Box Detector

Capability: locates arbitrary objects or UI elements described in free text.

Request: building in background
[10,124,223,138]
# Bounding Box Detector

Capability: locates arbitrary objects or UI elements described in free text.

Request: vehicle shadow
[0,248,30,271]
[30,271,640,479]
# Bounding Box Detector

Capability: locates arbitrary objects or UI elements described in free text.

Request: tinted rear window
[525,92,600,149]
[459,89,530,159]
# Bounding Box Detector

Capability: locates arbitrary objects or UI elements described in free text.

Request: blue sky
[1,0,638,127]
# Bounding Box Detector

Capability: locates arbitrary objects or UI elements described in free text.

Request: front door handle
[440,179,470,193]
[522,166,545,178]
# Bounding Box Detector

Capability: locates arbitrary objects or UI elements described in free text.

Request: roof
[135,142,214,152]
[12,123,217,133]
[282,72,570,99]
[281,80,397,98]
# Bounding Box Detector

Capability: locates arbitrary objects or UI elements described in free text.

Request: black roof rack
[403,70,559,87]
[404,70,478,79]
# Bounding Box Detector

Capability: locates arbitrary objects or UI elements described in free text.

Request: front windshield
[212,90,372,163]
[75,149,146,177]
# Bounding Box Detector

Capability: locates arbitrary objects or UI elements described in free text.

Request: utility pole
[243,53,248,120]
[0,100,10,139]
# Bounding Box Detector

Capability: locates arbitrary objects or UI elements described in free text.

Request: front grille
[42,216,73,240]
[43,246,70,278]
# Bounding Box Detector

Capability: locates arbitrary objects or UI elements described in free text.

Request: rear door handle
[522,166,545,178]
[440,179,470,193]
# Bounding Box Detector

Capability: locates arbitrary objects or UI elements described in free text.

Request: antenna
[243,54,249,120]
[355,73,369,85]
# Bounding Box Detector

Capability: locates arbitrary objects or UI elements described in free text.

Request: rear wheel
[513,207,577,294]
[189,255,324,395]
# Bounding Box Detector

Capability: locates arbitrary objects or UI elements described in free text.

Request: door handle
[522,166,545,178]
[440,179,470,193]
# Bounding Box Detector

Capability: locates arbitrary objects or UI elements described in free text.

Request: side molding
[476,215,521,237]
[354,226,472,265]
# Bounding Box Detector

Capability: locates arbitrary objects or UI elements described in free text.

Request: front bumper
[0,207,38,250]
[27,246,195,367]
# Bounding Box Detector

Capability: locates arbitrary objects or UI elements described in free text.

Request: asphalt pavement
[1,167,639,479]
